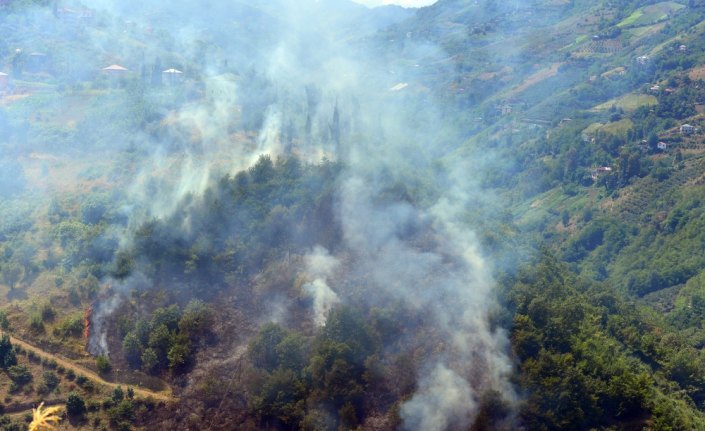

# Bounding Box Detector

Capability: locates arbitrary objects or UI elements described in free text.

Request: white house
[636,55,650,65]
[681,124,695,135]
[162,68,184,85]
[591,166,612,181]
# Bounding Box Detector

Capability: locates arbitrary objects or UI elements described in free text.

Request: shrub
[54,314,84,338]
[0,311,10,331]
[42,371,59,391]
[112,386,124,403]
[96,356,111,374]
[0,335,17,368]
[66,392,86,417]
[28,313,44,333]
[40,303,56,322]
[7,365,32,384]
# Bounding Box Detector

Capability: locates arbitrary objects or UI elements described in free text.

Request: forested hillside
[3,0,705,430]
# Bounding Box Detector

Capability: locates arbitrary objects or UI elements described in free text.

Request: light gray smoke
[400,364,476,431]
[88,272,151,356]
[4,0,520,427]
[302,246,341,326]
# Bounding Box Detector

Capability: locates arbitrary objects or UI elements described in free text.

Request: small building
[101,65,130,86]
[650,85,661,93]
[591,166,612,181]
[679,45,687,52]
[636,55,650,65]
[162,68,184,85]
[681,124,695,135]
[657,142,669,151]
[102,64,129,74]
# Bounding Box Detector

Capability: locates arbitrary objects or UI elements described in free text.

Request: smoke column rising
[65,0,518,426]
[302,246,341,327]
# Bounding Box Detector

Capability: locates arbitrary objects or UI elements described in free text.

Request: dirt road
[8,335,176,402]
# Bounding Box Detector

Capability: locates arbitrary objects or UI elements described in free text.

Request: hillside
[3,0,705,430]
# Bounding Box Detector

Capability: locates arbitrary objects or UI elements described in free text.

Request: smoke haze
[0,0,519,428]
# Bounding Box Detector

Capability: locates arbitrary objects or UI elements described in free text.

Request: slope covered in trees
[4,0,705,430]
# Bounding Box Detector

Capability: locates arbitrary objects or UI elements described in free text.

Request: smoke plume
[302,246,341,326]
[400,364,476,431]
[87,272,151,357]
[3,0,521,427]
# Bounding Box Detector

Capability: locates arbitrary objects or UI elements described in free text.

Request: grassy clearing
[514,186,593,231]
[601,118,635,136]
[626,22,666,41]
[689,66,705,81]
[503,63,561,99]
[582,119,635,140]
[592,93,658,112]
[619,10,644,27]
[617,1,684,28]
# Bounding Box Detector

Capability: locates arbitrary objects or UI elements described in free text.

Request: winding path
[7,335,176,402]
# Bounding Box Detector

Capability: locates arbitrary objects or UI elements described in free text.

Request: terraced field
[611,155,705,222]
[617,1,684,28]
[592,93,658,112]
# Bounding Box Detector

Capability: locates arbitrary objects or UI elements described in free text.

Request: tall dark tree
[0,334,16,368]
[330,101,341,152]
[151,57,163,86]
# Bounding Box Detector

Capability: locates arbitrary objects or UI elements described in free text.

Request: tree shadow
[6,288,27,301]
[67,414,88,428]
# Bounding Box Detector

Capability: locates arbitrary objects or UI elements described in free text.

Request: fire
[84,304,93,349]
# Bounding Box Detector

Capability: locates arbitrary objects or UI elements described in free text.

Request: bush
[0,311,10,331]
[7,365,32,384]
[66,392,86,417]
[40,303,56,322]
[42,371,59,391]
[122,332,142,368]
[179,300,214,340]
[54,314,84,338]
[87,400,101,412]
[112,386,124,403]
[141,348,159,374]
[76,375,93,391]
[101,398,114,410]
[28,313,44,333]
[107,399,135,425]
[80,195,108,225]
[96,356,111,374]
[0,335,17,368]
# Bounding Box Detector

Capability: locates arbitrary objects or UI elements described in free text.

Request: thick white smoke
[400,364,476,431]
[63,0,518,426]
[340,172,516,427]
[302,245,341,326]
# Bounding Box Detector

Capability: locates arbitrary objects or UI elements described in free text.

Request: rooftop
[102,64,129,71]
